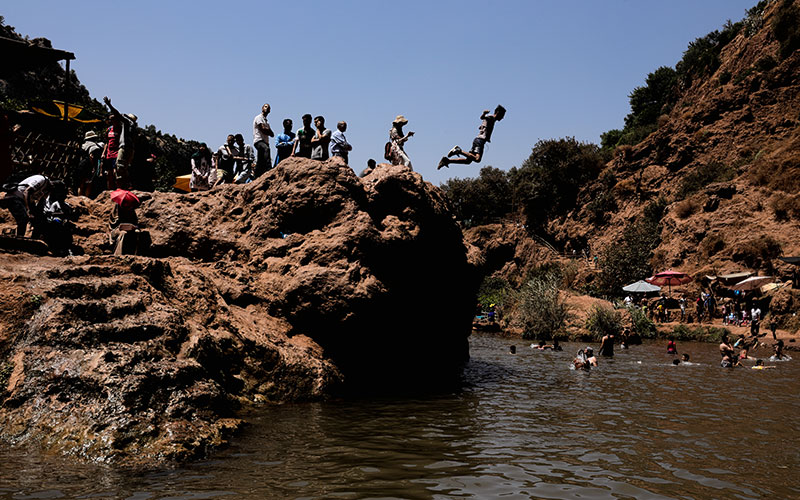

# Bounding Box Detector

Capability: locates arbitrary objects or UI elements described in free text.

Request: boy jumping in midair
[438,105,506,169]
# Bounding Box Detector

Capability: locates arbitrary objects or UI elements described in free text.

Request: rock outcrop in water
[0,158,478,465]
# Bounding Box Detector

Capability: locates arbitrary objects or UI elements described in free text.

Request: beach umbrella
[110,189,140,209]
[731,276,774,291]
[622,280,661,293]
[646,270,692,293]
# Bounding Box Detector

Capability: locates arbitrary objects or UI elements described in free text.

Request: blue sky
[4,0,757,185]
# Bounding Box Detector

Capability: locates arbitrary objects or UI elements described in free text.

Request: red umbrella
[110,189,140,209]
[646,270,692,293]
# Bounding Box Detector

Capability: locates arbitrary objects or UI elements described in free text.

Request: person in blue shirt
[275,119,295,166]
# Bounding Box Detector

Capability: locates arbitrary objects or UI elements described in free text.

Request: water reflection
[1,334,798,499]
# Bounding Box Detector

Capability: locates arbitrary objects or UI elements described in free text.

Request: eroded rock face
[0,158,477,465]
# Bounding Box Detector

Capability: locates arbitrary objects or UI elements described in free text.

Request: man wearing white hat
[389,115,414,168]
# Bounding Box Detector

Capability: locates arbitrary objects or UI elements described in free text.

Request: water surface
[1,334,798,499]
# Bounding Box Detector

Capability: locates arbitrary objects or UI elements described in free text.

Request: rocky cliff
[0,158,478,465]
[555,0,800,277]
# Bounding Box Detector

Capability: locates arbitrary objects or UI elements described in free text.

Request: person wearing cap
[79,131,104,196]
[103,96,137,189]
[389,115,414,168]
[438,105,506,169]
[253,103,274,177]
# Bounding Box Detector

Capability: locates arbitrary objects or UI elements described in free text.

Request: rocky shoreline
[0,159,479,466]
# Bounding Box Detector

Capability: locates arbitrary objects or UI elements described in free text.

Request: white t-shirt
[253,114,271,144]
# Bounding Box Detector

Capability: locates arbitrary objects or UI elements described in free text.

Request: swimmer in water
[573,348,596,371]
[509,345,517,354]
[681,353,690,362]
[666,336,678,355]
[752,359,776,370]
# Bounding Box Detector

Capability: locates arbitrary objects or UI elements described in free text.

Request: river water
[1,334,798,499]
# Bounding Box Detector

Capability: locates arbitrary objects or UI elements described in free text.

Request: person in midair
[438,105,506,169]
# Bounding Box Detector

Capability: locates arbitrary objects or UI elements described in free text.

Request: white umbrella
[731,276,774,291]
[623,280,662,293]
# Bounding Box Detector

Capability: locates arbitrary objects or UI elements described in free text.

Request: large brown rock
[0,158,477,465]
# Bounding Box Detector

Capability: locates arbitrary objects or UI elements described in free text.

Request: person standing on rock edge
[330,121,352,163]
[274,119,295,167]
[438,105,506,170]
[292,114,314,159]
[103,97,137,189]
[389,115,414,169]
[310,115,332,161]
[253,103,274,178]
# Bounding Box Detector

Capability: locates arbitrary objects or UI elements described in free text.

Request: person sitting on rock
[231,134,255,184]
[190,143,217,192]
[438,105,505,170]
[0,173,51,236]
[39,180,75,255]
[216,134,237,182]
[108,191,150,256]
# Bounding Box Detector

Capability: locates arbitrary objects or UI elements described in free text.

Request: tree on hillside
[510,137,605,231]
[440,166,511,226]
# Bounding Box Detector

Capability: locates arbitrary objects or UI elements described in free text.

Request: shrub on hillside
[773,0,800,59]
[732,236,782,271]
[477,276,511,310]
[676,20,742,88]
[673,198,699,219]
[672,325,730,342]
[677,161,736,199]
[585,304,622,340]
[771,193,800,221]
[440,166,512,226]
[700,233,726,258]
[597,198,666,296]
[629,306,657,339]
[510,138,605,230]
[515,275,570,340]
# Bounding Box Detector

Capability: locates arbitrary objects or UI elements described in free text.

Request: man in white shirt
[252,103,274,178]
[330,121,352,164]
[0,174,51,236]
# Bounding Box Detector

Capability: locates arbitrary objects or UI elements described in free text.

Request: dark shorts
[470,137,486,157]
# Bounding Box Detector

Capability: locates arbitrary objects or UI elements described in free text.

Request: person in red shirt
[101,113,121,190]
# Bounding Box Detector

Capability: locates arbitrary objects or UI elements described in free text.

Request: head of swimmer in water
[681,353,690,361]
[509,345,516,354]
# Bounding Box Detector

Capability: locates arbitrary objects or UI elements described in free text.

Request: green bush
[510,137,605,230]
[440,166,512,226]
[629,306,657,338]
[477,276,511,310]
[597,199,665,296]
[515,275,570,340]
[771,193,800,221]
[755,55,778,72]
[676,20,742,88]
[585,304,622,340]
[773,0,800,59]
[732,236,783,271]
[677,161,736,198]
[718,70,732,85]
[671,325,730,342]
[586,191,617,225]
